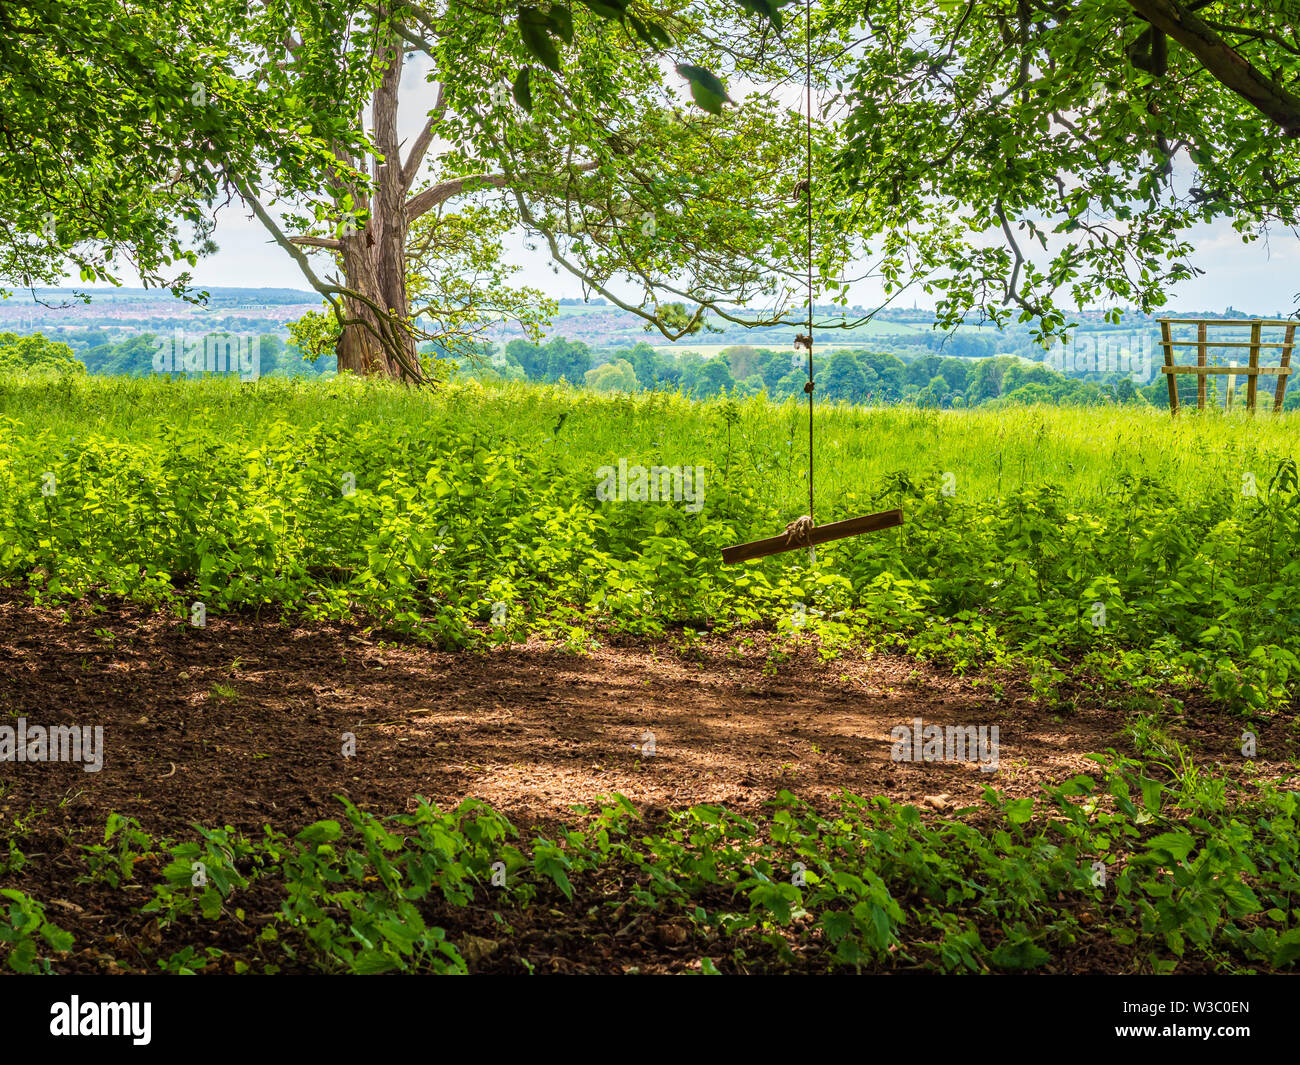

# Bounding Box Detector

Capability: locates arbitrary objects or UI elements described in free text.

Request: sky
[64,52,1300,319]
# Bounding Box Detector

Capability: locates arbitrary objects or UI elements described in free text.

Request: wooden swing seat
[721,508,903,564]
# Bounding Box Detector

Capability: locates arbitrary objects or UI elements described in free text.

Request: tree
[263,335,334,377]
[830,1,1300,336]
[585,358,638,392]
[18,0,1300,370]
[0,1,350,296]
[914,376,947,408]
[620,342,667,389]
[1002,362,1060,395]
[759,348,796,391]
[1000,383,1057,406]
[967,358,1010,404]
[860,351,905,400]
[252,1,849,378]
[940,332,997,360]
[694,357,735,397]
[83,335,158,377]
[821,351,870,403]
[937,357,970,394]
[905,354,944,389]
[506,339,548,380]
[721,345,761,381]
[0,333,85,374]
[543,337,592,383]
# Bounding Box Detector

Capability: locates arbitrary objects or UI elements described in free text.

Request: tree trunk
[334,32,419,380]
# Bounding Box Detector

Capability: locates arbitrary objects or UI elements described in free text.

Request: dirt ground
[2,582,1289,842]
[2,589,1296,974]
[1,589,1293,840]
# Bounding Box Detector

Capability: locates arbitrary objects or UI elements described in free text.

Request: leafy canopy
[828,0,1300,335]
[0,0,359,298]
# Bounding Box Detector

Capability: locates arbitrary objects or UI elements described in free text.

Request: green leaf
[627,14,657,48]
[736,0,784,29]
[296,819,342,845]
[1273,928,1300,967]
[353,949,399,974]
[41,924,74,952]
[1139,776,1163,816]
[1145,831,1195,861]
[990,935,1050,970]
[518,8,561,73]
[199,888,224,920]
[579,0,628,18]
[512,66,533,111]
[644,20,674,48]
[547,4,574,43]
[7,938,36,973]
[675,64,730,115]
[1005,797,1034,824]
[819,910,853,943]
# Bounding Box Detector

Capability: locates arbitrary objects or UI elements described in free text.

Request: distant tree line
[477,338,1298,410]
[3,330,1293,411]
[0,332,334,377]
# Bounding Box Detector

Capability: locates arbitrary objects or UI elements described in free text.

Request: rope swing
[720,0,904,566]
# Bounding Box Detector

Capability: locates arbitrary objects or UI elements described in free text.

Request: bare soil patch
[2,591,1292,835]
[2,590,1294,973]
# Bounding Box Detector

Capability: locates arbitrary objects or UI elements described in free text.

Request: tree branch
[232,177,339,297]
[405,173,511,221]
[290,235,344,250]
[1124,0,1300,135]
[404,161,600,222]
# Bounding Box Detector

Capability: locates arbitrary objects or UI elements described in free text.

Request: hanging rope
[804,0,814,526]
[784,513,815,547]
[788,0,816,550]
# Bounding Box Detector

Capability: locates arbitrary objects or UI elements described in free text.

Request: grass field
[2,371,1299,974]
[6,369,1292,503]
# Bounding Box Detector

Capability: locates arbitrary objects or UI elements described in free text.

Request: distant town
[2,287,1292,362]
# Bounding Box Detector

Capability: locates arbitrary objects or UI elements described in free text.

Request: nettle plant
[11,760,1295,974]
[6,376,1300,709]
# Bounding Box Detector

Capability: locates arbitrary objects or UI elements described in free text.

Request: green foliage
[0,889,73,973]
[508,0,785,116]
[406,203,557,360]
[0,333,85,374]
[3,372,1300,711]
[830,0,1300,337]
[585,358,638,392]
[257,0,840,366]
[492,340,1154,410]
[0,0,360,294]
[79,813,157,888]
[8,761,1300,972]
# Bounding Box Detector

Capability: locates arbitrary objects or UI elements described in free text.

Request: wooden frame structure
[1159,318,1296,414]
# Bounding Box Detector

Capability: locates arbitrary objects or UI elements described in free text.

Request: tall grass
[3,371,1295,516]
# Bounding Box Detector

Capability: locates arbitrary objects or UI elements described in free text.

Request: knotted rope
[784,514,815,547]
